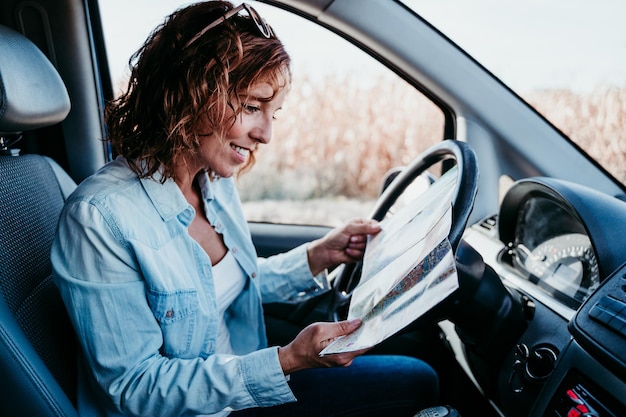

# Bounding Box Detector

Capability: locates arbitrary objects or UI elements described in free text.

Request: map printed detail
[320,167,460,356]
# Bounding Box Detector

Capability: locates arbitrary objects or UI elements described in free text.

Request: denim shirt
[51,157,329,417]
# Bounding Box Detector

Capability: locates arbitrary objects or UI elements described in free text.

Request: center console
[530,263,626,416]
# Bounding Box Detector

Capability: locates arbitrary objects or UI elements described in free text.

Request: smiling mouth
[231,144,251,159]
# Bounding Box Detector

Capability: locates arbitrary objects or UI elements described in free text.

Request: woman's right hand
[277,319,368,375]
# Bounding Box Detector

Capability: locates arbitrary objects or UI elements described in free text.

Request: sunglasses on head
[185,2,274,49]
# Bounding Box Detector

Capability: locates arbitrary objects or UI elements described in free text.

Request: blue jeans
[231,355,439,417]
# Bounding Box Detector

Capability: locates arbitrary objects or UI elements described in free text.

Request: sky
[100,0,383,88]
[409,0,626,92]
[100,0,626,94]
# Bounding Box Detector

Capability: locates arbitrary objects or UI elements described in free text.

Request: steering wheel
[329,140,479,321]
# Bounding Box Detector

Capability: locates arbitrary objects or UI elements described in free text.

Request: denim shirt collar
[140,177,186,221]
[196,170,215,202]
[138,163,215,223]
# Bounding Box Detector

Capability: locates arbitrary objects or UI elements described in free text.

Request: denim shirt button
[251,272,257,279]
[165,310,174,318]
[232,247,238,254]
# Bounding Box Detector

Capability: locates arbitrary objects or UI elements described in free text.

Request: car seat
[0,24,79,416]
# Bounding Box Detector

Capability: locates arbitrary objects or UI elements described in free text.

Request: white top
[203,250,248,417]
[212,250,247,354]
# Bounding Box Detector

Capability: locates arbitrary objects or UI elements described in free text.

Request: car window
[98,0,444,227]
[403,0,626,185]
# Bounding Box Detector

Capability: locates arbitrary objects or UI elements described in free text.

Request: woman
[51,1,439,416]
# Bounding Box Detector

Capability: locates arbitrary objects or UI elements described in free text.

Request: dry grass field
[238,76,626,225]
[238,74,442,201]
[526,87,626,181]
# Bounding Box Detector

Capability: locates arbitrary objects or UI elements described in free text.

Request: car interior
[1,0,626,416]
[0,23,78,416]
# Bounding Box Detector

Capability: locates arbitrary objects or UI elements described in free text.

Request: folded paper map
[320,167,459,355]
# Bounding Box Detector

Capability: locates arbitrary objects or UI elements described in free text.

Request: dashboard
[460,177,626,417]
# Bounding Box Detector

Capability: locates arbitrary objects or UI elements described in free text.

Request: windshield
[402,0,626,184]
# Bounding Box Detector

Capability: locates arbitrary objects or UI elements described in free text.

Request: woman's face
[196,80,287,179]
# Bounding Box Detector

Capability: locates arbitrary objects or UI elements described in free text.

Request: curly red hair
[106,1,291,181]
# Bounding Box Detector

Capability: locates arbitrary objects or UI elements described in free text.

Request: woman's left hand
[307,218,381,276]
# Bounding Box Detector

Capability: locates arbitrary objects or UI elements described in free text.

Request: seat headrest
[0,25,71,134]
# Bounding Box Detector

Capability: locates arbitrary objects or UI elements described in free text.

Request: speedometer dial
[525,233,599,307]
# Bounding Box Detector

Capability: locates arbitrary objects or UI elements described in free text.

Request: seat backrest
[0,25,79,417]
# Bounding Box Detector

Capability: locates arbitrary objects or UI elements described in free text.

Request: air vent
[589,296,626,338]
[477,215,498,233]
[570,263,626,377]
